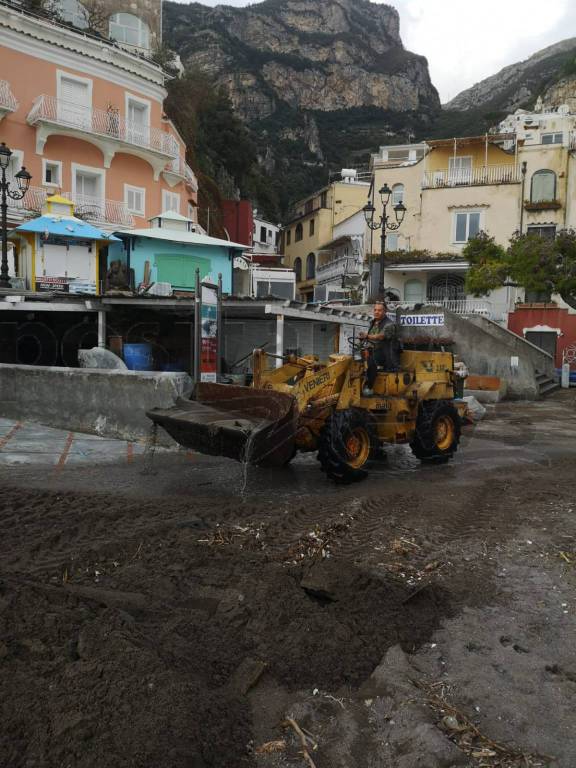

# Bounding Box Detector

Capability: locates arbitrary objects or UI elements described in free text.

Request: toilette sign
[394,314,445,327]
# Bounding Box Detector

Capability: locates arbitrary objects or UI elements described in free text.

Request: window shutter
[61,78,89,107]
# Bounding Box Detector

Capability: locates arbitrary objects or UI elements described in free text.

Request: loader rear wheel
[410,400,461,464]
[318,409,376,484]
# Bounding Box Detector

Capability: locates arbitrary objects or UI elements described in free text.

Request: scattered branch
[283,718,318,768]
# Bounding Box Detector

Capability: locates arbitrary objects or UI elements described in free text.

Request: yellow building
[370,135,524,320]
[282,170,370,301]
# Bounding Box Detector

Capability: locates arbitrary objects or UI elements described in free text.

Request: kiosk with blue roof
[12,195,120,294]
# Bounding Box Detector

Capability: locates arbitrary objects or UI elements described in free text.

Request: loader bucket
[147,383,298,467]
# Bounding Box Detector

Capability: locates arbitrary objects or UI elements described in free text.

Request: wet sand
[1,392,575,767]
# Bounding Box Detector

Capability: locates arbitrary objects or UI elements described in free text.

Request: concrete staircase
[406,308,558,400]
[536,369,560,397]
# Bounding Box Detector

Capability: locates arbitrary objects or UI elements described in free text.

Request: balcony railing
[64,193,134,228]
[8,187,133,227]
[164,157,199,192]
[185,163,198,192]
[428,297,493,317]
[28,96,179,158]
[8,185,48,215]
[422,164,521,189]
[316,256,360,284]
[0,80,18,114]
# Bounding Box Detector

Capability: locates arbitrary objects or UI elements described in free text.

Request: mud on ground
[1,393,576,767]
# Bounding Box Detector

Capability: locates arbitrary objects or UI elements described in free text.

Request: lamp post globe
[0,143,12,170]
[394,202,407,225]
[364,182,406,301]
[15,167,32,194]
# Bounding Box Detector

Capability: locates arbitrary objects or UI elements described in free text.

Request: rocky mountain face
[430,38,576,141]
[541,75,576,113]
[445,39,576,113]
[164,0,440,214]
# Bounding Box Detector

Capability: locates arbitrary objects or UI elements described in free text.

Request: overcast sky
[173,0,576,103]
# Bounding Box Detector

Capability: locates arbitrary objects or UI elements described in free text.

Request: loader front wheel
[410,400,461,464]
[318,409,376,484]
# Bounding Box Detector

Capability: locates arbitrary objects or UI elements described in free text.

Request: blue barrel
[123,343,153,371]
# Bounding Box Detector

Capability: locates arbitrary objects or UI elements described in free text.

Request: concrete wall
[0,365,192,442]
[466,315,556,378]
[400,308,554,399]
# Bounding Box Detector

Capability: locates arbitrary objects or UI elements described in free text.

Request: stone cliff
[445,38,576,113]
[164,0,440,209]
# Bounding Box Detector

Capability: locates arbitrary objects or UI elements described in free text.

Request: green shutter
[155,253,212,289]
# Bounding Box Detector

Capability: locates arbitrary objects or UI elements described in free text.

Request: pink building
[0,0,198,281]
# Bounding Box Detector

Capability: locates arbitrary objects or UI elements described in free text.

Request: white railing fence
[9,187,133,227]
[427,297,493,316]
[8,185,47,214]
[423,164,521,189]
[0,80,18,112]
[316,256,361,283]
[185,163,198,192]
[164,158,198,192]
[28,95,179,158]
[65,193,134,228]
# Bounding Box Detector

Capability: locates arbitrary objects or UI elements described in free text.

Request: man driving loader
[359,300,400,396]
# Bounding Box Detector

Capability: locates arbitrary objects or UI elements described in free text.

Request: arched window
[293,257,302,283]
[295,223,303,242]
[427,273,466,301]
[531,170,556,203]
[404,278,424,303]
[109,13,150,50]
[59,0,88,28]
[391,183,404,206]
[306,253,316,280]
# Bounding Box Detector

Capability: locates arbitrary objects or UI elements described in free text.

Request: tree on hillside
[164,71,280,228]
[464,230,576,309]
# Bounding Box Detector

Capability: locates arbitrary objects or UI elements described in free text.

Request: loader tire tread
[410,399,461,464]
[317,408,376,484]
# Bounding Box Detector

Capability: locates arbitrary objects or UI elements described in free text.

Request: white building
[253,212,280,255]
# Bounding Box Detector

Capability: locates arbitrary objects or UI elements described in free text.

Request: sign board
[391,313,445,327]
[200,283,218,382]
[36,276,69,292]
[233,256,249,271]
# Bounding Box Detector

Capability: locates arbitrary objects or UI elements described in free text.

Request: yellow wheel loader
[148,338,463,484]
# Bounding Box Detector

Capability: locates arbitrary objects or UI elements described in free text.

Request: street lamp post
[363,184,406,300]
[0,142,32,289]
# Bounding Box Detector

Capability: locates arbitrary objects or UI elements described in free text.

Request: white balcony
[8,187,133,228]
[162,157,199,192]
[316,256,361,284]
[64,193,134,229]
[28,96,180,179]
[422,164,521,189]
[0,80,18,120]
[185,163,198,192]
[427,297,493,317]
[8,186,48,217]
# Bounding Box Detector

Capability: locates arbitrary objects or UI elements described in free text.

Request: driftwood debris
[284,717,317,768]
